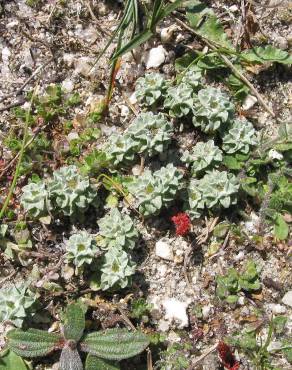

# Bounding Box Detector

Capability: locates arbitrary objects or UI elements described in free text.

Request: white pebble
[155,239,174,261]
[146,45,167,69]
[162,298,189,328]
[282,291,292,308]
[242,94,257,110]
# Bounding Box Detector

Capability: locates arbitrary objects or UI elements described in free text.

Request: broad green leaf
[186,0,234,50]
[274,213,289,240]
[7,329,63,358]
[225,295,239,304]
[0,349,28,370]
[80,328,149,360]
[63,303,85,342]
[85,354,120,370]
[226,72,249,101]
[241,45,292,65]
[59,346,83,370]
[223,155,242,170]
[282,340,292,364]
[273,316,288,334]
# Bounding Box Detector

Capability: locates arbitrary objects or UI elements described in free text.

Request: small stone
[158,319,170,332]
[268,149,283,160]
[129,92,137,105]
[63,53,75,67]
[74,57,94,77]
[155,239,174,261]
[234,251,245,261]
[238,296,245,305]
[120,105,129,117]
[269,304,286,314]
[202,304,213,319]
[162,298,189,328]
[160,25,178,43]
[157,264,168,277]
[229,5,239,12]
[67,132,79,142]
[242,94,257,110]
[275,36,288,50]
[146,45,167,69]
[167,331,181,343]
[282,291,292,307]
[62,79,74,93]
[131,164,141,176]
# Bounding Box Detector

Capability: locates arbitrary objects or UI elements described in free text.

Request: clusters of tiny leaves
[20,182,49,218]
[222,118,258,154]
[21,165,98,218]
[187,170,239,218]
[105,112,173,166]
[135,72,168,106]
[100,248,136,291]
[182,140,222,175]
[48,165,97,216]
[97,208,138,251]
[128,164,183,216]
[66,231,99,268]
[127,112,173,157]
[180,65,203,89]
[164,83,194,117]
[0,283,36,327]
[192,87,235,133]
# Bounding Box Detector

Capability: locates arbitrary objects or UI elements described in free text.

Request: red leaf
[217,341,240,370]
[171,212,191,236]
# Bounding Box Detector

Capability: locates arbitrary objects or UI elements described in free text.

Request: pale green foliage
[105,133,137,166]
[135,73,168,106]
[66,231,98,268]
[97,208,138,251]
[193,87,234,133]
[127,112,173,157]
[222,118,257,154]
[180,65,203,89]
[164,83,194,117]
[0,283,36,327]
[187,170,239,218]
[182,140,222,174]
[20,182,49,218]
[48,165,97,216]
[128,164,183,216]
[100,248,136,290]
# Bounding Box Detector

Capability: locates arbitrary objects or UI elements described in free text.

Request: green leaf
[111,29,153,61]
[226,72,249,101]
[59,346,83,370]
[0,350,28,370]
[7,329,63,358]
[186,0,234,50]
[273,316,288,334]
[241,45,292,65]
[85,354,120,370]
[80,328,149,360]
[223,155,242,170]
[63,303,85,342]
[274,213,289,240]
[225,295,239,304]
[282,340,292,364]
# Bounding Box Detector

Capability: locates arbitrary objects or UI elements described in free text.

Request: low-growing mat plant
[6,302,149,370]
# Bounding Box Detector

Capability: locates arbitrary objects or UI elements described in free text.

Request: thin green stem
[0,88,37,220]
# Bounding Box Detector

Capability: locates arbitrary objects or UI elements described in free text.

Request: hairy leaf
[241,45,292,65]
[59,346,83,370]
[63,303,85,341]
[186,0,234,50]
[80,328,149,360]
[7,329,63,358]
[0,350,28,370]
[85,354,120,370]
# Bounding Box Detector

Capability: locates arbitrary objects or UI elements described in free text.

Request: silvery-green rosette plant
[164,83,194,117]
[180,65,203,89]
[135,72,168,106]
[20,182,50,218]
[0,283,36,327]
[105,133,138,167]
[66,231,99,268]
[7,302,149,370]
[192,87,235,133]
[222,117,257,154]
[97,208,138,251]
[127,112,173,157]
[187,170,239,218]
[100,248,136,291]
[48,165,98,217]
[128,164,183,216]
[182,140,222,175]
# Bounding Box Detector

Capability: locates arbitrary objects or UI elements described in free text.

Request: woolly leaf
[186,1,234,50]
[59,346,83,370]
[63,303,85,342]
[85,354,120,370]
[0,350,28,370]
[241,45,292,65]
[7,328,63,358]
[80,328,149,360]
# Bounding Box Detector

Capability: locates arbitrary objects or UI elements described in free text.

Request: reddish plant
[217,341,240,370]
[171,212,191,236]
